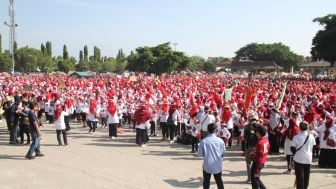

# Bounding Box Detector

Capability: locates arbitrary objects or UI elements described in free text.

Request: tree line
[0,14,334,74]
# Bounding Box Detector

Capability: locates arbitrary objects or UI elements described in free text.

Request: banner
[224,88,232,101]
[277,81,288,109]
[23,85,32,91]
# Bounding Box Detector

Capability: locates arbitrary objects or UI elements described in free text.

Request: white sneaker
[111,136,116,139]
[169,141,174,144]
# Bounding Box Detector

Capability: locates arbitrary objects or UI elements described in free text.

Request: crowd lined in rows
[1,73,335,188]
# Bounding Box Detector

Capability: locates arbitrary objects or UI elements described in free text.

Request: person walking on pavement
[251,125,270,189]
[291,121,316,189]
[25,101,44,159]
[198,123,225,189]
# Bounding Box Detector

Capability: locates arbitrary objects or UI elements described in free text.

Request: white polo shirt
[291,131,316,164]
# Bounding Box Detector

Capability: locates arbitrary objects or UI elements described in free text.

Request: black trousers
[228,129,233,147]
[56,129,68,145]
[169,124,176,141]
[136,128,147,145]
[318,148,336,168]
[203,170,224,189]
[268,132,280,153]
[88,121,97,132]
[294,161,310,189]
[109,123,118,137]
[19,124,30,143]
[161,122,168,139]
[64,116,71,131]
[251,162,266,189]
[150,121,156,135]
[191,136,199,151]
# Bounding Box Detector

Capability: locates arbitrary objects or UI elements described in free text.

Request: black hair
[299,121,308,131]
[207,123,217,133]
[255,125,267,137]
[29,101,38,110]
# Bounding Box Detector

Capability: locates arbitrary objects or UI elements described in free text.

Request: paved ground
[0,121,335,189]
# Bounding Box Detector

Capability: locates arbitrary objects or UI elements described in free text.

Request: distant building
[229,60,283,73]
[300,61,334,75]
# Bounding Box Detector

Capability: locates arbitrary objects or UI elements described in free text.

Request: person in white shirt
[291,121,316,189]
[54,104,68,146]
[217,123,231,146]
[190,117,200,153]
[168,104,180,144]
[87,98,100,134]
[314,114,336,168]
[200,106,215,139]
[106,99,119,139]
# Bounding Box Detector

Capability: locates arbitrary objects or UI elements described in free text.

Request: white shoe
[111,136,116,139]
[169,141,174,144]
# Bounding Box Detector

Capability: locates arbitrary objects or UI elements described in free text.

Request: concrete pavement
[0,121,335,189]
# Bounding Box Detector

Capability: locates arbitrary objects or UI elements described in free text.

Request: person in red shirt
[251,125,270,189]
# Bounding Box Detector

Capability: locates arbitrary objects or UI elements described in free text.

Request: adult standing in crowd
[243,114,259,184]
[198,123,225,189]
[291,121,316,189]
[251,125,270,189]
[87,98,100,134]
[25,101,44,159]
[107,98,119,139]
[168,104,180,144]
[314,114,336,168]
[268,108,281,154]
[134,103,152,147]
[200,106,215,139]
[9,95,21,144]
[282,113,300,174]
[54,104,68,146]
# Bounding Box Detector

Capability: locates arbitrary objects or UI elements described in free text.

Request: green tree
[56,56,75,73]
[41,43,46,56]
[0,33,2,55]
[16,47,44,72]
[46,41,52,57]
[84,45,88,62]
[63,44,69,60]
[311,14,336,67]
[235,43,302,70]
[93,46,101,62]
[189,56,206,71]
[115,49,127,73]
[0,50,12,72]
[101,57,116,72]
[127,42,190,74]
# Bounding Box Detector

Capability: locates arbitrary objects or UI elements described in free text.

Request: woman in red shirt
[251,125,270,189]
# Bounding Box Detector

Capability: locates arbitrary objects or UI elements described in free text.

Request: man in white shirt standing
[200,106,215,139]
[291,121,316,189]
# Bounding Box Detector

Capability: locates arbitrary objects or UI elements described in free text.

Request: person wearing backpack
[291,121,316,189]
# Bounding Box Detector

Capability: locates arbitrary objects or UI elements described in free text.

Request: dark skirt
[318,148,336,168]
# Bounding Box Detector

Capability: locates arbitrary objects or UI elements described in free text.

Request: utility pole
[4,0,18,75]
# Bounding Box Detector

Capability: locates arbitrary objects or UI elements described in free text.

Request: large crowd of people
[1,73,335,188]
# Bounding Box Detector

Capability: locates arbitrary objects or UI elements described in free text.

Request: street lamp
[4,0,17,75]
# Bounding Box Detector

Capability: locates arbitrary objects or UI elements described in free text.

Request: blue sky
[0,0,335,59]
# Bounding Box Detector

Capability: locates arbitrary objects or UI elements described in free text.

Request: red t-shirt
[253,137,270,174]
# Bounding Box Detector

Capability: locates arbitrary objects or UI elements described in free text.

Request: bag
[326,138,336,147]
[167,114,174,125]
[145,121,151,130]
[291,134,310,155]
[177,133,192,145]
